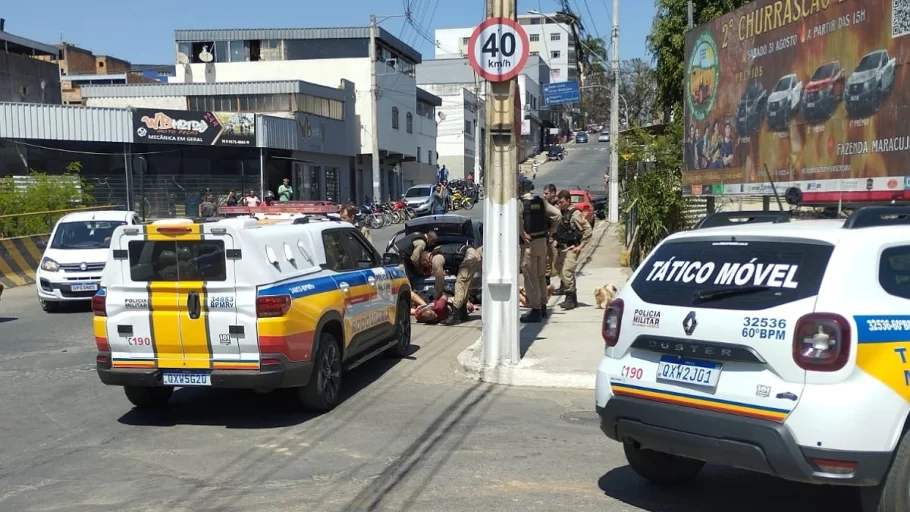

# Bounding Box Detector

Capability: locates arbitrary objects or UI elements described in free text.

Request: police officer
[394,231,444,298]
[519,180,561,323]
[542,184,559,290]
[554,189,592,310]
[442,243,483,325]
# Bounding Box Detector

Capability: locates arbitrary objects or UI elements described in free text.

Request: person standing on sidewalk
[543,184,559,287]
[554,189,592,310]
[519,180,561,323]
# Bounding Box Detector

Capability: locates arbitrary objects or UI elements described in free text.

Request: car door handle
[367,276,376,286]
[339,282,350,293]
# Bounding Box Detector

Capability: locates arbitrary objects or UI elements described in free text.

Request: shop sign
[133,109,256,146]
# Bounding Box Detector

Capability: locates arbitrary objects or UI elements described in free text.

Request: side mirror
[382,252,402,266]
[36,240,47,250]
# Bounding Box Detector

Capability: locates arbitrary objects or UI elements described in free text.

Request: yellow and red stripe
[112,358,157,369]
[610,382,791,423]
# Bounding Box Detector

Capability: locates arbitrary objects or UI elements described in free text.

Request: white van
[93,217,411,411]
[36,210,140,312]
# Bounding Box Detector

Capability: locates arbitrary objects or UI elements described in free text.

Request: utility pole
[688,0,694,28]
[481,0,521,366]
[369,15,382,202]
[473,75,482,181]
[608,0,620,224]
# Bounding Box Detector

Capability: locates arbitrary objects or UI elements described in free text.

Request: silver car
[403,184,436,217]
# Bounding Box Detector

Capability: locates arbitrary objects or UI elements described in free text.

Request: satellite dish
[437,112,447,121]
[198,45,214,63]
[176,52,190,65]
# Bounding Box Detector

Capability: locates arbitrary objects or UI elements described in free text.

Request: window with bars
[406,112,413,133]
[529,34,539,42]
[550,33,561,41]
[392,107,400,129]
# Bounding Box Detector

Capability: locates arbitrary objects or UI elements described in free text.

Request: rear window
[631,238,834,310]
[128,240,227,282]
[571,194,586,203]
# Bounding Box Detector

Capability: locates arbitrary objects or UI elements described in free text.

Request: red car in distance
[568,189,595,226]
[803,60,845,123]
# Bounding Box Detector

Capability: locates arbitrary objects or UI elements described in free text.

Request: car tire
[623,442,704,486]
[299,332,343,411]
[861,432,910,511]
[124,386,173,409]
[386,298,412,358]
[39,299,59,313]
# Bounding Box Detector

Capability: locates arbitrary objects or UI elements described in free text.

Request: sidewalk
[457,221,631,389]
[518,139,575,176]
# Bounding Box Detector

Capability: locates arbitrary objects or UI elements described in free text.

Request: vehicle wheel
[124,386,173,409]
[861,431,910,511]
[299,332,342,411]
[464,199,475,210]
[386,298,412,358]
[391,211,402,224]
[382,213,392,226]
[873,93,882,113]
[623,441,704,486]
[370,214,383,229]
[40,299,59,313]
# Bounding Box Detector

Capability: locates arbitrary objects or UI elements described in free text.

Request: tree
[580,35,607,76]
[648,0,752,117]
[619,58,658,126]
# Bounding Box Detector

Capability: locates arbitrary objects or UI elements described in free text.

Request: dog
[593,284,619,309]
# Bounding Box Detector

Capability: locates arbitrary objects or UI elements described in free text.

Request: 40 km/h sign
[468,17,530,82]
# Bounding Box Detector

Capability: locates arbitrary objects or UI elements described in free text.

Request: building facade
[52,43,164,105]
[171,27,438,200]
[0,29,61,104]
[434,13,578,83]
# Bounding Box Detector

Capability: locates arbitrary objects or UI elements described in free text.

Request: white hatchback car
[596,207,910,511]
[36,210,140,312]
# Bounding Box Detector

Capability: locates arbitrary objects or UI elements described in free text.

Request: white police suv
[596,207,910,511]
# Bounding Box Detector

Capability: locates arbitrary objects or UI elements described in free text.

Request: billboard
[683,0,910,200]
[543,80,581,106]
[133,109,255,146]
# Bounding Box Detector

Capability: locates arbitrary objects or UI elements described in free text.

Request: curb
[456,338,596,389]
[454,220,614,390]
[0,234,47,289]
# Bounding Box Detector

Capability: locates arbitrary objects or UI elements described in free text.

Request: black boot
[458,304,470,321]
[442,312,461,325]
[552,285,566,296]
[540,307,549,319]
[560,292,577,310]
[520,308,542,323]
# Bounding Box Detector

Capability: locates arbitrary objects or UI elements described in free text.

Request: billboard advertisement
[133,109,255,146]
[683,0,910,201]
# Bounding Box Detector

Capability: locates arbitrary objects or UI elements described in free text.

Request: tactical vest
[394,232,428,260]
[522,196,548,237]
[555,208,583,246]
[432,243,468,271]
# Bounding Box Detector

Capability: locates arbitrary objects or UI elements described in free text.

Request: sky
[3,0,656,65]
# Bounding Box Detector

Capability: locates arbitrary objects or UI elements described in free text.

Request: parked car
[575,132,589,143]
[766,73,803,131]
[402,184,436,217]
[598,132,610,143]
[568,189,596,226]
[591,194,607,219]
[547,146,565,161]
[803,60,845,123]
[386,214,483,303]
[735,81,767,134]
[845,49,896,117]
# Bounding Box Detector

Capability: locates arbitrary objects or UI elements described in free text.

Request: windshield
[404,187,431,198]
[811,63,836,81]
[631,238,834,310]
[774,76,793,92]
[855,53,882,72]
[50,221,126,250]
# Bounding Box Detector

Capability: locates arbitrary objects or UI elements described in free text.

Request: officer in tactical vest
[542,184,559,287]
[553,189,593,310]
[442,242,483,325]
[519,180,562,323]
[394,231,445,298]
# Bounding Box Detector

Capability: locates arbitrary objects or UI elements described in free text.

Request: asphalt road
[0,147,861,511]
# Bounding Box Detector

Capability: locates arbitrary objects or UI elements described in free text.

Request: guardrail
[0,234,47,289]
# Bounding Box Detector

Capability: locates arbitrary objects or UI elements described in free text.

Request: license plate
[807,101,815,108]
[769,111,777,117]
[162,371,211,387]
[657,356,721,388]
[850,95,858,101]
[71,283,98,292]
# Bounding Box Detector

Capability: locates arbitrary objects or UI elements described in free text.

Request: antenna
[763,163,785,211]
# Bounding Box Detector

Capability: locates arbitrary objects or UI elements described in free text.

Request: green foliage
[618,119,690,268]
[648,0,753,115]
[0,161,95,238]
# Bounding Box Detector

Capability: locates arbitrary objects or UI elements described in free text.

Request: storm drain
[559,410,601,426]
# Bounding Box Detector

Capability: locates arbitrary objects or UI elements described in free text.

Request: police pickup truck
[93,217,412,412]
[386,214,483,303]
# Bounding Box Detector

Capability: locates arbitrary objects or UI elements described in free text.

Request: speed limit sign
[468,17,530,82]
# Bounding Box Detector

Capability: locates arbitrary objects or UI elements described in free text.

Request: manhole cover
[559,410,601,425]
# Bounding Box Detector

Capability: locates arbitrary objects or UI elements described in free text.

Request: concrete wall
[85,95,188,110]
[0,53,62,104]
[60,44,97,75]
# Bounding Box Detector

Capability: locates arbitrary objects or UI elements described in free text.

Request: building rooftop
[0,29,59,57]
[80,79,346,101]
[175,27,422,64]
[416,87,442,107]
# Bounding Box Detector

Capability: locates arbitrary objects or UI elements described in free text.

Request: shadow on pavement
[117,344,421,429]
[0,317,17,324]
[598,465,861,512]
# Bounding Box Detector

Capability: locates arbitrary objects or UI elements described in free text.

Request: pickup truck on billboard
[683,0,910,203]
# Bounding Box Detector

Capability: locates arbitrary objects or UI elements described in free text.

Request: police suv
[93,217,411,411]
[596,207,910,510]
